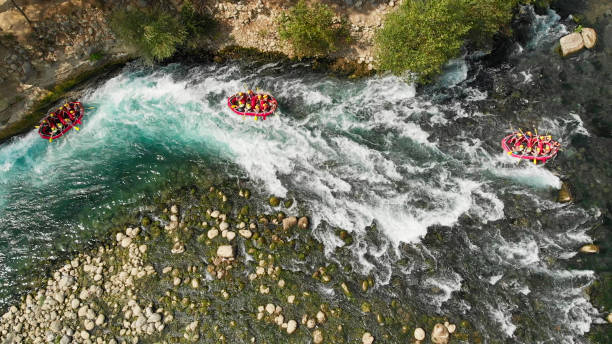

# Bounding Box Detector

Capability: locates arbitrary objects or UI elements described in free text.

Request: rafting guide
[227,88,278,120]
[501,128,561,164]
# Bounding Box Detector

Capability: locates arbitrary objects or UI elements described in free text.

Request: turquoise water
[0,11,605,340]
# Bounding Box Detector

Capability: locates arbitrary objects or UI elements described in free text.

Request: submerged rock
[581,28,597,49]
[431,323,449,344]
[560,32,584,56]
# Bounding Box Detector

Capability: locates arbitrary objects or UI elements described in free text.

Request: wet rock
[298,216,309,229]
[170,204,179,214]
[414,327,426,341]
[362,332,374,344]
[171,242,185,254]
[607,313,612,323]
[313,329,323,343]
[431,323,449,344]
[287,319,297,334]
[208,229,219,239]
[444,322,456,334]
[316,310,326,323]
[282,216,297,230]
[581,28,597,49]
[579,244,599,253]
[219,221,229,231]
[239,229,252,238]
[560,32,584,56]
[121,237,132,248]
[217,245,234,258]
[557,182,572,203]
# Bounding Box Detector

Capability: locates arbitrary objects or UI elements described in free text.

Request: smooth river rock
[217,245,234,258]
[282,216,297,230]
[579,244,599,253]
[431,323,449,344]
[560,32,584,56]
[581,28,597,49]
[362,332,374,344]
[414,327,426,341]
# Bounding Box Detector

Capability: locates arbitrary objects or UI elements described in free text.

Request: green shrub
[375,0,519,83]
[110,8,187,63]
[180,0,215,47]
[277,0,349,58]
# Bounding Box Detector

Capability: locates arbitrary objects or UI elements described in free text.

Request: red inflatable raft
[501,132,561,164]
[37,102,84,142]
[227,92,278,120]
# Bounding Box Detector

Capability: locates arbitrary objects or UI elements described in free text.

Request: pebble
[226,231,236,241]
[313,329,323,344]
[265,303,275,314]
[287,319,297,334]
[362,332,374,344]
[239,229,252,238]
[287,295,295,304]
[121,237,132,248]
[414,327,425,341]
[219,222,229,231]
[282,216,297,230]
[316,310,326,323]
[71,298,80,309]
[217,245,234,258]
[207,229,219,239]
[84,319,95,330]
[211,210,220,218]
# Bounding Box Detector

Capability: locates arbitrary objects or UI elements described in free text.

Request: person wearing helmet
[254,105,260,113]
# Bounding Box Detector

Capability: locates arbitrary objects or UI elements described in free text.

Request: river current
[0,8,607,344]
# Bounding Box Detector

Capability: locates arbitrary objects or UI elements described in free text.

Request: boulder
[239,229,252,238]
[298,216,309,229]
[217,245,234,258]
[414,327,425,341]
[557,182,572,203]
[431,323,449,344]
[579,244,599,254]
[287,319,297,334]
[581,28,597,49]
[313,329,323,344]
[207,229,219,239]
[282,216,297,230]
[362,332,374,344]
[607,313,612,323]
[560,32,584,56]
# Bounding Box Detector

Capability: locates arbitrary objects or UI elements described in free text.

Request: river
[0,7,609,343]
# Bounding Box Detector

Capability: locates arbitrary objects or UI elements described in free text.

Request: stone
[147,313,161,323]
[171,242,185,254]
[579,244,599,254]
[81,330,90,340]
[170,205,179,214]
[298,216,309,229]
[313,329,323,344]
[446,323,456,334]
[71,298,80,309]
[282,216,297,230]
[239,229,252,238]
[95,314,105,326]
[415,327,426,340]
[581,28,597,49]
[607,313,612,323]
[287,295,295,304]
[211,210,220,218]
[362,332,374,344]
[287,319,297,334]
[557,182,572,203]
[219,222,229,231]
[307,318,316,328]
[431,323,450,344]
[207,229,219,239]
[162,266,172,274]
[217,245,234,258]
[559,32,584,56]
[265,303,275,314]
[226,231,236,241]
[84,319,95,330]
[50,320,62,332]
[60,336,71,344]
[191,278,199,289]
[121,237,132,248]
[316,310,326,323]
[173,277,181,286]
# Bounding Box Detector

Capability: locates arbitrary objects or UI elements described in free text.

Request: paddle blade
[35,126,39,129]
[49,138,53,143]
[74,126,80,131]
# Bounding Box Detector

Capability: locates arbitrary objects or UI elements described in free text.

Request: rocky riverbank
[0,183,463,344]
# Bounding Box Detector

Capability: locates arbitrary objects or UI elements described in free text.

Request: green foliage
[180,0,215,46]
[375,0,519,83]
[277,0,349,58]
[574,25,583,33]
[110,8,187,63]
[88,51,105,62]
[375,0,470,83]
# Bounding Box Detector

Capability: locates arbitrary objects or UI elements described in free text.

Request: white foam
[488,304,517,337]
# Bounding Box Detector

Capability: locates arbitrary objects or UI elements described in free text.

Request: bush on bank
[110,1,212,63]
[375,0,520,83]
[277,0,350,58]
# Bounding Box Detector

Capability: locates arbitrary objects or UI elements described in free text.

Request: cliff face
[0,0,394,137]
[0,0,129,130]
